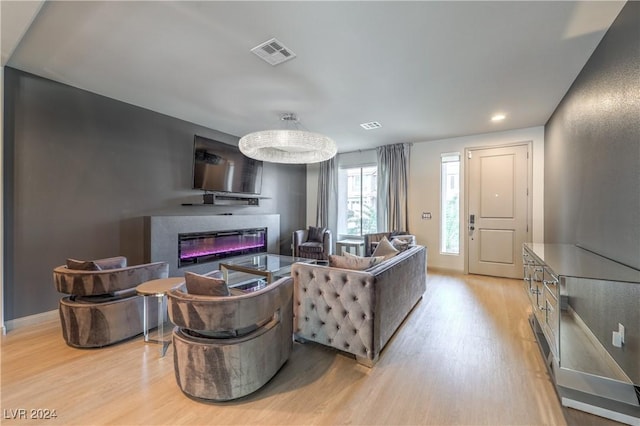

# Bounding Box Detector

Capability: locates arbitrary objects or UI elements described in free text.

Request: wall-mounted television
[192,135,263,195]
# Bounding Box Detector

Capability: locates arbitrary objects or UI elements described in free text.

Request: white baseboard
[5,309,58,332]
[562,397,640,426]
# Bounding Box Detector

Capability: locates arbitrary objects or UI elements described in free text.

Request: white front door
[467,144,530,279]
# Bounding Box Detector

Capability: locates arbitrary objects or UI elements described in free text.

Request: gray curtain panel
[316,157,337,248]
[377,143,411,232]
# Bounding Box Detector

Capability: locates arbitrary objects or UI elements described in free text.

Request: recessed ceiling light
[491,114,506,122]
[360,121,382,130]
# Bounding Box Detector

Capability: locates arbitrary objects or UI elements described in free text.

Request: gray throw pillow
[307,226,327,243]
[66,256,127,271]
[94,256,127,270]
[185,271,230,296]
[391,238,410,252]
[66,258,102,271]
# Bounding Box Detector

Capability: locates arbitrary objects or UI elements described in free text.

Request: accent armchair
[167,273,293,401]
[293,226,332,260]
[53,257,169,348]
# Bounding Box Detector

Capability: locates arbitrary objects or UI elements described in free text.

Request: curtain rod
[338,142,413,156]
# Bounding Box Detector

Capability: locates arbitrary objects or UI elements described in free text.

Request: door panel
[468,144,529,278]
[479,229,514,264]
[480,154,514,218]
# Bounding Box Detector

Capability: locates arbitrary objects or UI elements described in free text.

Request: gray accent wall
[544,1,640,270]
[3,68,307,321]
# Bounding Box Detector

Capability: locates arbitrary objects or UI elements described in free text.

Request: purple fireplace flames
[178,228,267,267]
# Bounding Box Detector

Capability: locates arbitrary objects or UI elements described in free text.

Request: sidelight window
[441,153,460,254]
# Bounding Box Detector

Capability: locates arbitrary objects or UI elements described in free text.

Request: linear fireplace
[178,228,267,267]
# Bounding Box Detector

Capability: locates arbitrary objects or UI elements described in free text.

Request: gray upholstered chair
[167,274,293,401]
[53,257,169,348]
[293,227,332,260]
[364,232,416,256]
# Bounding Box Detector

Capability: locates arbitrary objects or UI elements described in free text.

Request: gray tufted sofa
[291,245,426,366]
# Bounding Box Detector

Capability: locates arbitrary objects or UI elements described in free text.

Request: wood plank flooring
[1,271,622,425]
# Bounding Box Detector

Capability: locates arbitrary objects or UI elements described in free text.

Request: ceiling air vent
[360,121,382,130]
[250,38,297,66]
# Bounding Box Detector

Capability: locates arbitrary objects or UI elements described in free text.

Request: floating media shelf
[203,193,263,206]
[181,192,271,207]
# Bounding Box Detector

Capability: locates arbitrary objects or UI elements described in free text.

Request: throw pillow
[66,258,102,271]
[185,271,230,296]
[94,256,127,270]
[346,251,386,268]
[307,226,327,243]
[372,237,399,260]
[329,253,384,270]
[390,238,410,252]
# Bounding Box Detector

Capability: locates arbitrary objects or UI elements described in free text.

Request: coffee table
[136,276,184,357]
[220,253,315,292]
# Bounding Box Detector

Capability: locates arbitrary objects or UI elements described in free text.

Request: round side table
[136,277,184,357]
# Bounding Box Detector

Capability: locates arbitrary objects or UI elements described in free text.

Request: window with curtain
[337,165,377,237]
[441,153,460,254]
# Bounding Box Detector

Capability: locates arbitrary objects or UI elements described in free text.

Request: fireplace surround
[146,214,280,276]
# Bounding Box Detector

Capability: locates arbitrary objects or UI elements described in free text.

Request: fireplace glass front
[178,228,267,267]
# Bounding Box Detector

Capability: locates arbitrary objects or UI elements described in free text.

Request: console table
[336,239,365,257]
[523,243,639,425]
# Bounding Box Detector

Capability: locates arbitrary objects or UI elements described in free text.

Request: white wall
[305,126,545,272]
[409,126,544,271]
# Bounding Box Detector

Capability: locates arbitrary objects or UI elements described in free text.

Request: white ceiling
[1,1,626,153]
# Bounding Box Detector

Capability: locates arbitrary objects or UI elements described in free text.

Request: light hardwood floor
[1,271,621,425]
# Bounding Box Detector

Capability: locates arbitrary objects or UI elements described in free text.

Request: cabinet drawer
[543,268,558,300]
[543,286,559,357]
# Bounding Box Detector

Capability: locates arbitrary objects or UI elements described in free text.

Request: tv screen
[192,135,263,194]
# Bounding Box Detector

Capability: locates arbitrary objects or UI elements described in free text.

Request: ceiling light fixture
[491,113,506,122]
[239,113,337,164]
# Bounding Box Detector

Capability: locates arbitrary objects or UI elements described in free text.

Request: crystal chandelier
[239,113,337,164]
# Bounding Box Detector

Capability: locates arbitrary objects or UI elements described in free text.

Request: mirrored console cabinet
[523,243,640,425]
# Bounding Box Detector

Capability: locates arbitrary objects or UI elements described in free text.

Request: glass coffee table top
[220,254,315,292]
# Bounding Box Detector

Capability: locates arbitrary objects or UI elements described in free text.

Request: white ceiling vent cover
[360,121,382,130]
[250,38,297,66]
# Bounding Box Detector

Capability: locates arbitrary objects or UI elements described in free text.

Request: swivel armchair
[167,273,293,401]
[53,256,169,348]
